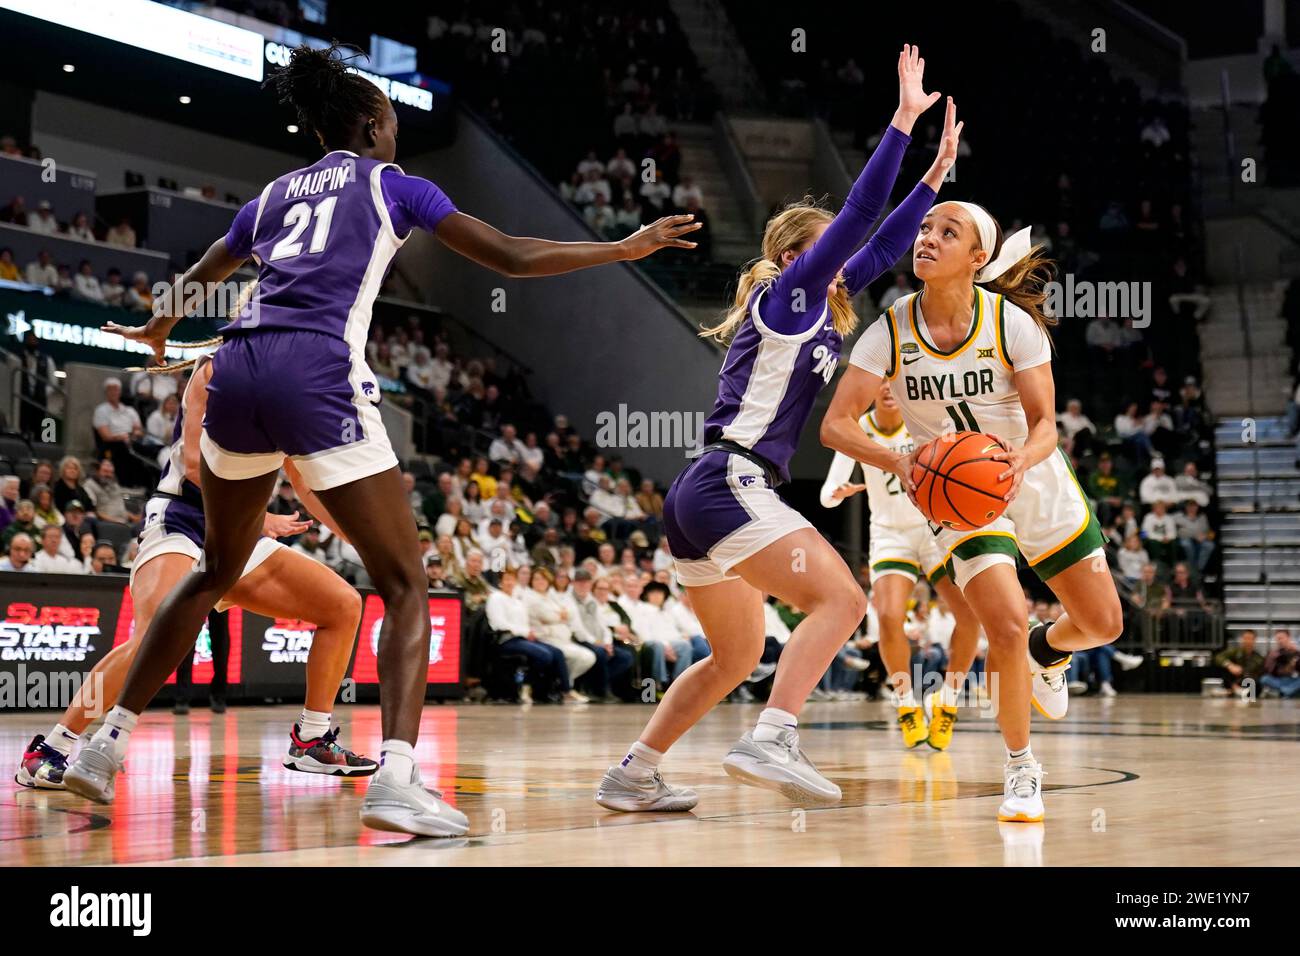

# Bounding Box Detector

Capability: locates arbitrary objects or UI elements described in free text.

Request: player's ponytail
[700,200,857,344]
[266,42,384,150]
[984,245,1057,336]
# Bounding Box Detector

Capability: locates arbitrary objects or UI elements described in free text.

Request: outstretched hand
[620,214,702,261]
[896,44,941,128]
[923,97,964,190]
[103,319,167,369]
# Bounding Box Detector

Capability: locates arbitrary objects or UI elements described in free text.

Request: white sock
[91,706,138,762]
[939,683,960,708]
[44,724,79,757]
[897,688,918,708]
[753,707,797,742]
[1006,744,1035,767]
[297,708,331,741]
[620,741,662,780]
[379,739,415,782]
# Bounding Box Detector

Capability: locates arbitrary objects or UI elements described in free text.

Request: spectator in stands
[31,524,83,574]
[1260,629,1300,699]
[583,193,617,236]
[146,393,179,444]
[0,247,19,281]
[671,175,703,210]
[68,212,95,243]
[1130,563,1167,613]
[124,271,154,312]
[1139,458,1177,506]
[1215,630,1265,697]
[105,216,137,248]
[452,548,491,612]
[1,500,37,548]
[1164,561,1208,612]
[71,259,104,304]
[1116,532,1150,583]
[24,250,57,287]
[1114,401,1153,461]
[607,147,635,181]
[614,194,643,237]
[0,531,34,571]
[92,377,146,482]
[30,484,61,529]
[27,200,57,235]
[0,195,28,227]
[877,272,914,311]
[1057,398,1096,456]
[613,103,638,146]
[291,524,329,564]
[0,136,20,156]
[489,424,527,467]
[1175,499,1214,573]
[83,459,131,523]
[60,500,96,556]
[1175,461,1211,507]
[485,566,568,705]
[1141,500,1179,567]
[101,268,125,307]
[636,478,664,521]
[1087,453,1128,525]
[89,541,122,575]
[523,567,594,701]
[22,460,54,499]
[620,576,692,688]
[267,476,302,518]
[13,331,57,436]
[0,475,18,532]
[639,168,671,213]
[54,264,73,295]
[564,568,635,702]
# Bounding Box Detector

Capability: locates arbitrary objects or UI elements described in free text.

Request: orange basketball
[910,431,1013,531]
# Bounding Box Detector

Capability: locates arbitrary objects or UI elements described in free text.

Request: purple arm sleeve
[381,169,458,238]
[759,125,910,336]
[842,182,936,297]
[222,199,259,260]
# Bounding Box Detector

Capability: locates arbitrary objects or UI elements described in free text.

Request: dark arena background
[0,0,1295,921]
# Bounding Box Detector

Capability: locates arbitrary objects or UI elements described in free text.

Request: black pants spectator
[499,636,570,696]
[575,639,636,698]
[174,609,230,705]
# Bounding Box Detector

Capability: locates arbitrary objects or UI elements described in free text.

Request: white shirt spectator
[1117,544,1150,580]
[102,276,126,307]
[92,400,142,440]
[486,588,531,638]
[1174,473,1212,508]
[1057,407,1095,440]
[606,154,635,180]
[0,557,33,572]
[105,221,137,248]
[72,271,104,304]
[24,258,58,287]
[31,548,85,574]
[1139,470,1178,506]
[146,407,177,443]
[618,596,678,645]
[27,208,58,235]
[763,602,792,644]
[667,599,703,639]
[640,179,671,211]
[1141,510,1178,543]
[584,202,616,233]
[672,181,704,209]
[574,177,612,206]
[489,435,527,465]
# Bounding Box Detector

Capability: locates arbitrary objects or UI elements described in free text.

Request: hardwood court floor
[2,695,1297,867]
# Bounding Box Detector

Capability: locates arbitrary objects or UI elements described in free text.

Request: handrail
[712,112,765,237]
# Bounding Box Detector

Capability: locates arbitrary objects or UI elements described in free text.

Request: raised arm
[843,97,963,296]
[435,211,700,278]
[764,45,941,333]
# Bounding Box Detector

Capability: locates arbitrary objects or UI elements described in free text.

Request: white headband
[948,201,1033,283]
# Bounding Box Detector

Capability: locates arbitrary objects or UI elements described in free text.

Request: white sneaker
[998,761,1045,822]
[595,765,698,812]
[519,684,533,705]
[722,730,841,804]
[1028,644,1071,720]
[564,689,589,704]
[1099,681,1117,698]
[1113,651,1144,671]
[360,766,469,837]
[807,688,832,702]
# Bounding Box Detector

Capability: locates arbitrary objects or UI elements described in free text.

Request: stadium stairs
[667,0,766,110]
[1216,416,1300,642]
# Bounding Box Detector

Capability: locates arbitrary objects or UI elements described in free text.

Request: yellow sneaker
[897,705,928,749]
[926,692,958,751]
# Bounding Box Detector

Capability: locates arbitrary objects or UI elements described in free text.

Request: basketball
[911,431,1013,531]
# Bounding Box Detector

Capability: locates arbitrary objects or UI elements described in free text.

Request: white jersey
[819,413,919,530]
[848,288,1051,448]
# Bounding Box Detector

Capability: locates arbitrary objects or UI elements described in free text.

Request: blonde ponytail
[700,199,858,344]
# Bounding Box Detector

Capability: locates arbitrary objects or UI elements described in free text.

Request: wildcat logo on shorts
[361,381,376,397]
[370,613,447,664]
[737,475,760,488]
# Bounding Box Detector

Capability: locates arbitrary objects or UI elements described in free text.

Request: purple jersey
[221,150,455,349]
[703,289,841,482]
